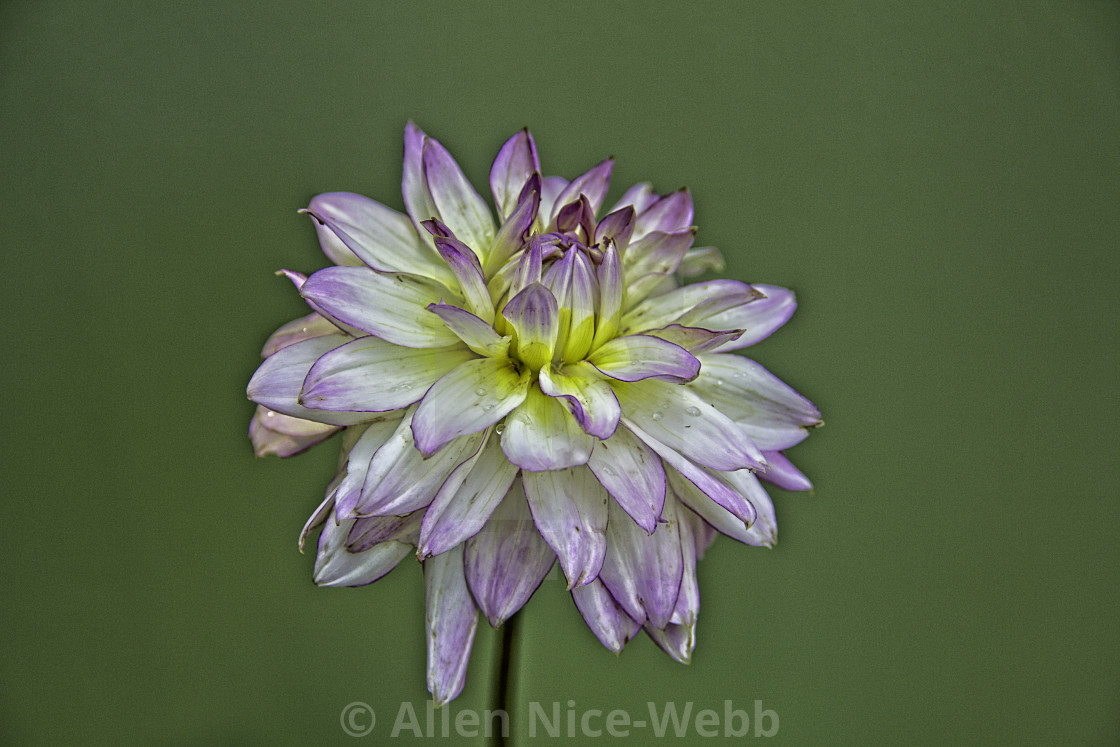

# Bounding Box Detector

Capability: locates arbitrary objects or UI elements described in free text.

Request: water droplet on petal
[651,411,664,421]
[484,403,495,411]
[685,406,701,417]
[475,387,487,396]
[495,422,505,435]
[714,379,724,387]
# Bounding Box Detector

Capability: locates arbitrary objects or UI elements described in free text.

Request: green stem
[493,612,520,747]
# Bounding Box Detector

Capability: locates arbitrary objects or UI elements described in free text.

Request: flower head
[247,124,821,704]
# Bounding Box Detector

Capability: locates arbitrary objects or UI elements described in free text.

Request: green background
[3,2,1117,744]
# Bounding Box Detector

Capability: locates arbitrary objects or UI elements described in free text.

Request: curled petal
[302,336,474,412]
[588,334,700,383]
[594,206,636,252]
[348,511,424,553]
[412,357,531,457]
[551,158,613,221]
[641,324,743,354]
[429,230,495,323]
[501,385,594,471]
[301,266,462,348]
[621,279,760,334]
[333,417,406,518]
[465,479,557,627]
[425,545,479,706]
[427,303,511,358]
[667,469,753,544]
[314,514,411,587]
[522,467,608,588]
[538,362,621,440]
[502,283,559,371]
[488,173,540,273]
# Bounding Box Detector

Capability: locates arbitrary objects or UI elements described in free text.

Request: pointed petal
[302,336,474,412]
[314,515,411,587]
[623,228,696,281]
[614,378,766,471]
[537,175,569,230]
[707,284,797,349]
[721,468,778,547]
[690,353,821,449]
[670,505,702,626]
[641,324,744,354]
[412,357,531,456]
[427,303,510,358]
[667,469,753,544]
[588,334,700,383]
[261,312,340,357]
[425,545,479,706]
[538,362,621,440]
[418,431,520,558]
[402,122,441,242]
[598,492,684,629]
[248,335,372,426]
[490,128,540,221]
[303,193,452,283]
[464,479,557,627]
[632,189,693,241]
[621,279,760,334]
[359,411,486,516]
[759,450,813,491]
[423,137,496,257]
[551,158,613,221]
[608,182,658,216]
[627,421,758,525]
[502,283,559,371]
[299,480,337,552]
[594,206,636,252]
[677,246,725,277]
[500,384,594,471]
[300,266,462,348]
[522,467,608,588]
[428,230,495,323]
[333,416,406,518]
[587,426,666,534]
[561,251,599,361]
[644,621,695,664]
[571,579,642,653]
[250,406,338,457]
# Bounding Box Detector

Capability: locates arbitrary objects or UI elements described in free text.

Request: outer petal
[522,467,608,588]
[586,427,666,534]
[644,621,695,665]
[487,173,540,273]
[571,579,642,654]
[677,246,725,277]
[300,266,462,348]
[427,303,511,358]
[690,353,822,449]
[490,128,540,221]
[412,357,531,457]
[759,450,813,491]
[247,335,372,426]
[301,336,474,412]
[464,479,557,627]
[621,279,760,334]
[358,411,486,516]
[632,189,694,241]
[608,182,657,216]
[423,137,496,257]
[347,511,424,553]
[314,515,411,587]
[626,421,757,525]
[403,122,441,243]
[426,227,495,324]
[598,491,683,629]
[613,378,766,472]
[538,363,621,440]
[249,406,338,457]
[261,312,340,357]
[303,192,452,284]
[418,431,520,558]
[719,468,778,547]
[425,545,479,706]
[333,416,406,518]
[667,469,753,544]
[587,334,700,383]
[707,284,797,350]
[641,324,743,355]
[501,384,594,471]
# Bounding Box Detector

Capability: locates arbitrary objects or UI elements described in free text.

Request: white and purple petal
[587,334,700,383]
[501,385,594,471]
[571,579,642,654]
[427,303,511,358]
[247,335,372,426]
[490,128,540,221]
[586,426,666,534]
[422,137,496,257]
[758,450,813,491]
[707,284,797,350]
[424,545,479,706]
[522,467,608,588]
[538,362,621,440]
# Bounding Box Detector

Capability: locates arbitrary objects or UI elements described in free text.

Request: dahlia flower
[247,124,821,705]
